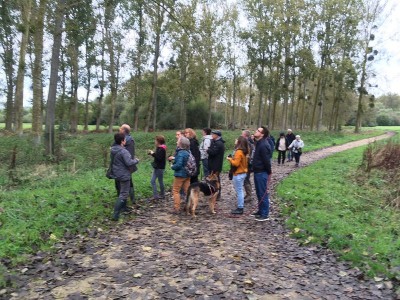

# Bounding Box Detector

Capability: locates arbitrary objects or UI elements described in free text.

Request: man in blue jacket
[251,126,272,221]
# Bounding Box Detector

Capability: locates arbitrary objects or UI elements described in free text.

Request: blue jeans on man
[254,172,270,217]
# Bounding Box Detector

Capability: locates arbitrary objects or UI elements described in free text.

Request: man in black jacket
[207,130,225,199]
[251,126,272,221]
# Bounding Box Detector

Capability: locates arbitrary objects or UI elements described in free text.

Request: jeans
[201,158,209,178]
[151,169,165,198]
[233,173,247,209]
[254,172,270,217]
[287,149,293,161]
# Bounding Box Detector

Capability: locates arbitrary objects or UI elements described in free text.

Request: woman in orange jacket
[227,136,249,215]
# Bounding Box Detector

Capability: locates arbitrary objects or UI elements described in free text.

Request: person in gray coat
[111,133,139,221]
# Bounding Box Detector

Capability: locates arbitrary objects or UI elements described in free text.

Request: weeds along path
[7,132,396,300]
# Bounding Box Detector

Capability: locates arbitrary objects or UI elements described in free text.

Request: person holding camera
[148,135,167,200]
[288,135,304,167]
[227,136,249,215]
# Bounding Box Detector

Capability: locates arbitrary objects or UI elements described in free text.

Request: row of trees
[0,0,388,154]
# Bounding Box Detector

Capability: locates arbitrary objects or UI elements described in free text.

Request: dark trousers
[277,150,286,164]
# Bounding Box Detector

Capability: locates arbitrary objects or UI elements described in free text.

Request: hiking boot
[231,208,244,215]
[250,210,260,217]
[255,215,270,222]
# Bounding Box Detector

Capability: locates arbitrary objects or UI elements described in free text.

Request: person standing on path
[286,129,296,162]
[207,130,225,200]
[199,128,212,179]
[115,124,137,212]
[168,130,184,162]
[227,136,249,215]
[275,132,289,165]
[171,137,191,214]
[184,128,201,184]
[288,135,305,167]
[111,133,139,221]
[149,135,167,200]
[251,126,272,221]
[241,130,255,202]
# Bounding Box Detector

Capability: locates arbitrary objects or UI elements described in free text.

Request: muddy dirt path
[4,132,397,300]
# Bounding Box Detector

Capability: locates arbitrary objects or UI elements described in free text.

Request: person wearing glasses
[251,126,273,221]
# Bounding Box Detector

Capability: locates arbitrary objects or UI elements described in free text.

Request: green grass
[0,127,397,288]
[276,138,400,278]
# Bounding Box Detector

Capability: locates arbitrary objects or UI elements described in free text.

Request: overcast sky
[373,0,400,96]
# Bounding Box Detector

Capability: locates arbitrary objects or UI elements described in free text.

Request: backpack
[185,151,197,177]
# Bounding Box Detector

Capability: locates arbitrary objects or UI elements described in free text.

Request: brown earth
[2,132,398,300]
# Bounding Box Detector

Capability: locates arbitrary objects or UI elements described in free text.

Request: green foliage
[276,141,400,279]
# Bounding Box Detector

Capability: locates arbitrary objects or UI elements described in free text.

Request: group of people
[275,129,305,167]
[108,124,304,222]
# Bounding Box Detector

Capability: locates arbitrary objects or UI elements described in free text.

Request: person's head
[155,135,165,146]
[253,126,269,140]
[241,130,251,139]
[211,130,222,140]
[295,135,301,140]
[119,124,131,135]
[175,130,183,140]
[235,136,249,155]
[280,132,285,137]
[114,132,126,145]
[287,128,292,134]
[184,128,196,139]
[178,137,190,150]
[202,128,211,136]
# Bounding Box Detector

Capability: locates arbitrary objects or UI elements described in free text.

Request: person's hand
[147,150,154,155]
[168,156,175,161]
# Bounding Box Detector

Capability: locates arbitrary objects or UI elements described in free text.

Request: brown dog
[186,172,220,217]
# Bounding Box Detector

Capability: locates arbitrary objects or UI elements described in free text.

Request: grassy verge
[276,136,400,279]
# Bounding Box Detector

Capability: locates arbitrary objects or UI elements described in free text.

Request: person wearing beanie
[275,132,289,165]
[207,130,225,199]
[288,135,304,167]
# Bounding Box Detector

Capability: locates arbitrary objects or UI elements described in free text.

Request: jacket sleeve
[121,149,138,167]
[261,142,272,174]
[229,150,243,167]
[171,152,185,171]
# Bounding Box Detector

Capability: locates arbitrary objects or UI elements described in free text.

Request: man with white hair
[286,129,296,162]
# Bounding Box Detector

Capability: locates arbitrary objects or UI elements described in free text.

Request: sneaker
[250,211,260,217]
[255,215,270,222]
[231,208,244,215]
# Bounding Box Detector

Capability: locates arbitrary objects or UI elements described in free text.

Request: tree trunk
[14,0,32,134]
[45,0,65,155]
[145,4,162,132]
[32,0,46,140]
